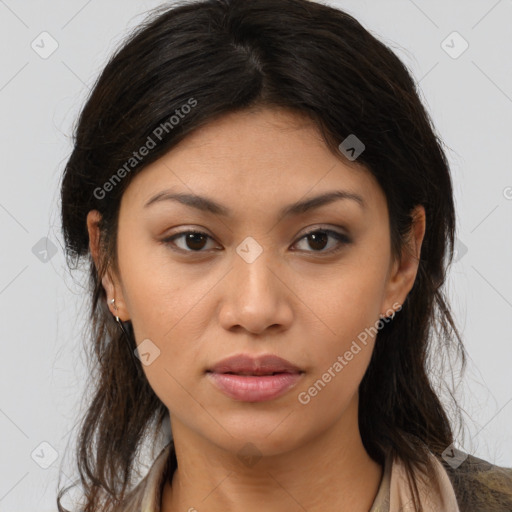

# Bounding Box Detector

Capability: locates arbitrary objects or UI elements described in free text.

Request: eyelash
[161,227,351,256]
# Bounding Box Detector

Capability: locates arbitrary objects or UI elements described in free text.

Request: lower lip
[207,372,303,402]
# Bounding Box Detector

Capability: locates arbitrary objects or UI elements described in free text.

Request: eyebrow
[144,189,365,220]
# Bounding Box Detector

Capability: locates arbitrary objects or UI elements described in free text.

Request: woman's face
[88,107,424,457]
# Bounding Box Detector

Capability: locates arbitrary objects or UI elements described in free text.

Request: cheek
[303,259,387,351]
[118,234,211,338]
[294,253,389,404]
[115,241,211,388]
[294,284,379,419]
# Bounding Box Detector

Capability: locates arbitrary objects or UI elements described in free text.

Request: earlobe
[103,270,130,322]
[101,268,116,303]
[380,204,426,317]
[86,209,130,322]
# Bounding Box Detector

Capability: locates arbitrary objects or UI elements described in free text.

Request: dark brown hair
[58,0,469,510]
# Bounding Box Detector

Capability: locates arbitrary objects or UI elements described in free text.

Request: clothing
[369,449,459,511]
[117,441,512,512]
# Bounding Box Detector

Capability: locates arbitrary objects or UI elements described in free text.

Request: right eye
[162,230,220,253]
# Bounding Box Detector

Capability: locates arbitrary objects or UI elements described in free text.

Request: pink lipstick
[206,354,304,402]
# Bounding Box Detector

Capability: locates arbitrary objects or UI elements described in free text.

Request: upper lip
[207,354,303,375]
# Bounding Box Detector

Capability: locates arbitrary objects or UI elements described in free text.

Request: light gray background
[0,0,511,510]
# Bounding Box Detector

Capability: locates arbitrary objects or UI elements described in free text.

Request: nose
[217,249,294,336]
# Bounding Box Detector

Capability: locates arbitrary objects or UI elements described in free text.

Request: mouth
[221,370,295,376]
[206,354,304,402]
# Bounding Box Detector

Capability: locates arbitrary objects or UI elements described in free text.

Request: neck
[162,397,383,512]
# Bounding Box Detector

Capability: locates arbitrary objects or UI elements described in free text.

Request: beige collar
[370,450,460,512]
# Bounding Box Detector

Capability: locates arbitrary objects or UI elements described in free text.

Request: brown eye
[162,228,351,256]
[293,229,351,254]
[305,231,329,251]
[163,230,217,252]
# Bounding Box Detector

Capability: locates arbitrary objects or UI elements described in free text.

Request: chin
[202,412,315,458]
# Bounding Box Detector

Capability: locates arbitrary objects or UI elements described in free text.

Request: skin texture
[87,107,426,512]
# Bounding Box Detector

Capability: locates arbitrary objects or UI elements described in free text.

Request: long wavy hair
[58,0,474,510]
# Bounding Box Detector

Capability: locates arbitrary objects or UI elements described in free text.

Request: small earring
[108,298,138,372]
[109,298,118,311]
[109,297,131,340]
[109,297,122,323]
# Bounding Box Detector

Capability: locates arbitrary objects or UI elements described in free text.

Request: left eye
[163,228,350,254]
[293,229,350,253]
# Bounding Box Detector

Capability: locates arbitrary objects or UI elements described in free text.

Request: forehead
[121,107,385,218]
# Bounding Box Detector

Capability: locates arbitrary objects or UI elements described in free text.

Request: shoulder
[440,452,512,512]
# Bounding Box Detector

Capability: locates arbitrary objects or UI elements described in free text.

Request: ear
[86,210,129,321]
[380,205,426,317]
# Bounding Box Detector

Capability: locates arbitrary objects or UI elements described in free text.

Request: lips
[206,354,304,402]
[207,354,302,375]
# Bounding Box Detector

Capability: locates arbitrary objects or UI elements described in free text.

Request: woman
[58,0,512,510]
